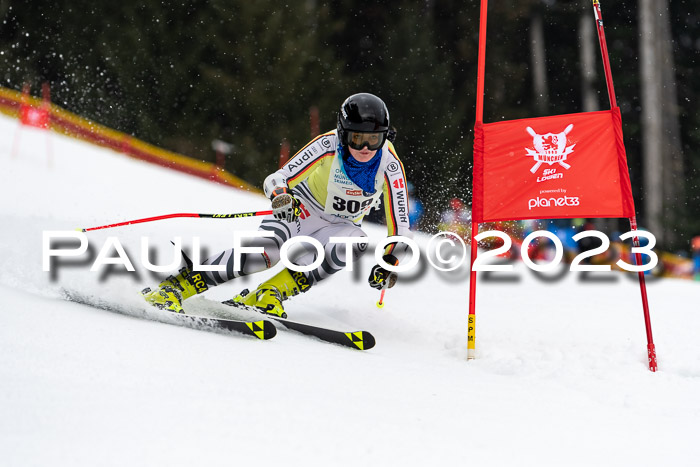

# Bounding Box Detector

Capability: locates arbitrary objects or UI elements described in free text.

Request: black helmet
[337,93,390,150]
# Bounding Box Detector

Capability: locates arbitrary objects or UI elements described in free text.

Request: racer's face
[347,146,377,163]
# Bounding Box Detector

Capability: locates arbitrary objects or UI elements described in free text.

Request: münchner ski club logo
[525,124,576,180]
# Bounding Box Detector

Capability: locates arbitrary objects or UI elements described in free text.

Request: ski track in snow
[1,114,699,466]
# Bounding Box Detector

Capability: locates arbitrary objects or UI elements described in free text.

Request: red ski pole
[376,288,387,308]
[78,210,273,232]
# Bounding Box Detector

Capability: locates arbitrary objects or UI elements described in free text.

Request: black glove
[270,188,302,222]
[368,254,399,290]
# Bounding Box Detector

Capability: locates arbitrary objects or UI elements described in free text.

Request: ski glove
[270,187,302,222]
[368,254,399,290]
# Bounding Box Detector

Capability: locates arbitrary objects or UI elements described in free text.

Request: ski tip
[361,332,376,350]
[261,320,277,340]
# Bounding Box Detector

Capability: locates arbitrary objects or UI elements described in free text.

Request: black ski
[62,290,276,340]
[222,300,375,350]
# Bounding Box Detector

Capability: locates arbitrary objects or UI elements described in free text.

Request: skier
[142,93,411,317]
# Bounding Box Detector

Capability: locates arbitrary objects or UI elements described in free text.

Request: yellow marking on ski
[247,320,267,340]
[345,332,364,350]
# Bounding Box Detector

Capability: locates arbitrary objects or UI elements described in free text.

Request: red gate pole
[42,82,54,169]
[592,0,657,371]
[468,0,489,360]
[310,106,320,138]
[11,84,31,158]
[279,139,290,169]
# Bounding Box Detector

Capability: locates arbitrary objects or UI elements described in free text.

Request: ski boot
[231,268,311,319]
[141,268,209,313]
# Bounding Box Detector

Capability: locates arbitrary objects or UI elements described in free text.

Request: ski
[61,290,276,340]
[222,300,375,350]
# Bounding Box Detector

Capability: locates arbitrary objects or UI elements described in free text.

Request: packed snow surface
[0,114,698,466]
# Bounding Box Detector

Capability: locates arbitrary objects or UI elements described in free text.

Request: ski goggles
[346,130,386,150]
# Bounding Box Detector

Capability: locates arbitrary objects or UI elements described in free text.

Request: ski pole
[78,210,273,232]
[375,271,397,308]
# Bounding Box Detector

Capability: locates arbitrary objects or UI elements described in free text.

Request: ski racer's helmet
[337,93,390,151]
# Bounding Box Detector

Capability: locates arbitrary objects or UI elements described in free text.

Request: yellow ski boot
[141,268,209,313]
[232,268,311,319]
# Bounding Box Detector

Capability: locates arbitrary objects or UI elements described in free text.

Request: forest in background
[1,0,697,251]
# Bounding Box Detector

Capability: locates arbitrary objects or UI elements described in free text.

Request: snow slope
[1,114,698,467]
